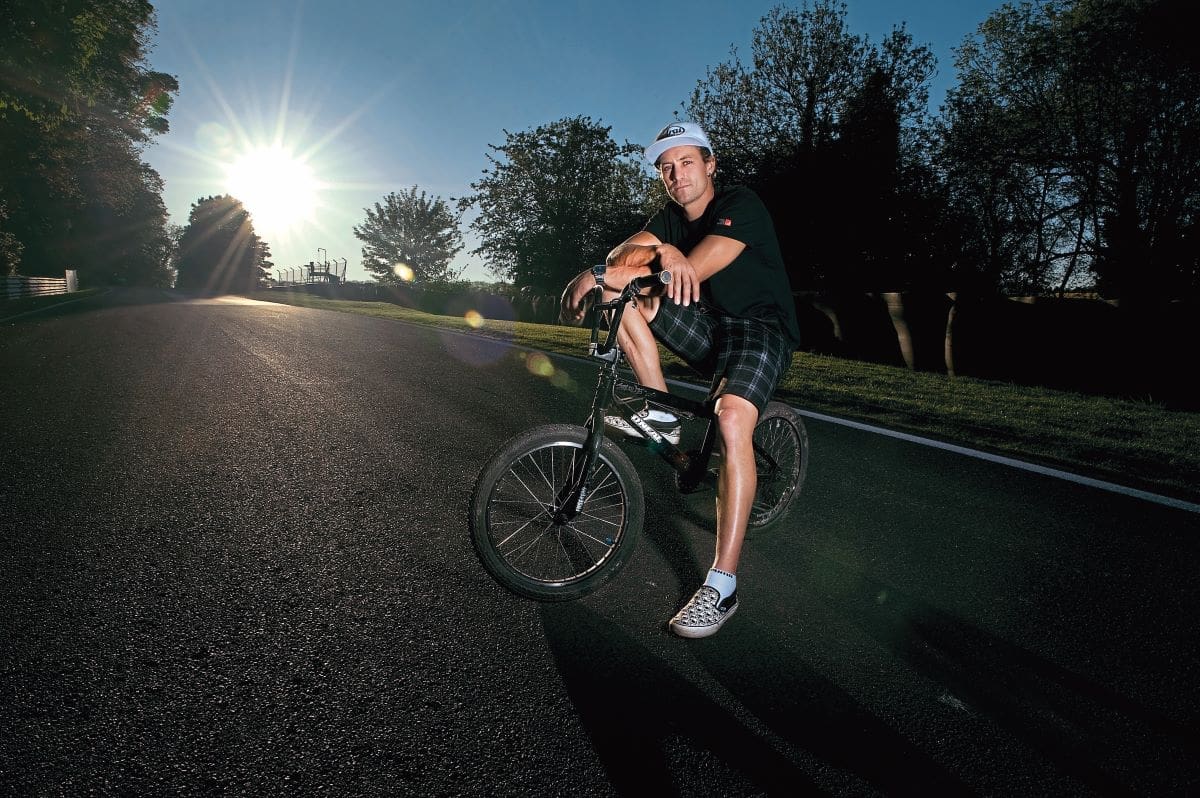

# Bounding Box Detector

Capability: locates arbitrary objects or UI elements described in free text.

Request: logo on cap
[662,125,686,139]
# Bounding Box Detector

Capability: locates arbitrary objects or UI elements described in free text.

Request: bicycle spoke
[491,461,624,582]
[506,462,553,507]
[560,518,619,548]
[503,518,560,563]
[746,413,804,527]
[472,428,645,597]
[492,509,551,550]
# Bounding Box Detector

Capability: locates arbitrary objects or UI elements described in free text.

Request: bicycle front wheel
[748,401,809,530]
[469,424,644,601]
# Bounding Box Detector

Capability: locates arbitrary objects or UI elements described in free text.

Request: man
[560,121,801,638]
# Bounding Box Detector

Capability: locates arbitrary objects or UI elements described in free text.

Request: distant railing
[3,271,78,300]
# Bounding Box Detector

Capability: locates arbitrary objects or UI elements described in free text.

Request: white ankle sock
[704,568,736,600]
[646,408,677,423]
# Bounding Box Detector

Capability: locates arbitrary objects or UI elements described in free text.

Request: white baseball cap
[644,121,714,165]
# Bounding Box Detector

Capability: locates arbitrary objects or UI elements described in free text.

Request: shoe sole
[669,603,737,639]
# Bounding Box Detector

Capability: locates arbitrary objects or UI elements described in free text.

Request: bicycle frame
[557,273,722,521]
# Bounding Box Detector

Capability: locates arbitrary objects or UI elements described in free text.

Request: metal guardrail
[3,271,77,300]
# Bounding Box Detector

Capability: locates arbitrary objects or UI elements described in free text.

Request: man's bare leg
[613,296,759,567]
[713,393,759,573]
[612,295,667,391]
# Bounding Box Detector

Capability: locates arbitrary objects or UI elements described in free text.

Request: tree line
[1,0,177,286]
[3,0,1196,302]
[365,0,1197,302]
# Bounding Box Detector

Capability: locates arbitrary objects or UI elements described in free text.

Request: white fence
[3,271,78,300]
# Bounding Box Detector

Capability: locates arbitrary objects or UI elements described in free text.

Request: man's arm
[653,234,746,306]
[559,231,660,324]
[559,230,747,322]
[607,231,747,305]
[603,231,662,284]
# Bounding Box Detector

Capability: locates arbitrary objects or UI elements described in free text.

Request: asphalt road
[2,289,1196,796]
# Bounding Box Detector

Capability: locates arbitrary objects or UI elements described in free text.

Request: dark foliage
[459,116,656,294]
[174,196,272,294]
[0,0,177,285]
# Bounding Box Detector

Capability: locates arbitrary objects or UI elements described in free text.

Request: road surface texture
[2,290,1196,796]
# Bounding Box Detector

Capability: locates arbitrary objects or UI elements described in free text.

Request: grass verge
[251,290,1199,505]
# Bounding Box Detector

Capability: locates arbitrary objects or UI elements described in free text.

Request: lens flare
[550,370,575,391]
[393,263,414,281]
[464,310,484,328]
[525,352,555,378]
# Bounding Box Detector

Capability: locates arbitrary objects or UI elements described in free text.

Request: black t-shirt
[644,185,801,346]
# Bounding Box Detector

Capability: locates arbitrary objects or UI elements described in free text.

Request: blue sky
[145,0,1005,284]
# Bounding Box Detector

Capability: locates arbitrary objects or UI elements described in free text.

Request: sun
[222,145,318,237]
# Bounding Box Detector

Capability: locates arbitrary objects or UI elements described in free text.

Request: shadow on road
[1,287,180,325]
[805,554,1199,795]
[540,597,971,795]
[539,600,815,796]
[690,611,968,795]
[538,521,1197,794]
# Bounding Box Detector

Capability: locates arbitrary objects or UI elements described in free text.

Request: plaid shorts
[648,300,794,413]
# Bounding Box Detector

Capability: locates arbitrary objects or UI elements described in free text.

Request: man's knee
[715,394,758,447]
[617,298,659,344]
[633,295,661,326]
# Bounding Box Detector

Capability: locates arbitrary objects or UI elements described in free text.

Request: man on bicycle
[560,121,801,638]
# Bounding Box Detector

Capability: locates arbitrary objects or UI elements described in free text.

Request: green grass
[250,290,1200,504]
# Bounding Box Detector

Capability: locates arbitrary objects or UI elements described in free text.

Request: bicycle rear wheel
[748,401,809,530]
[469,424,644,601]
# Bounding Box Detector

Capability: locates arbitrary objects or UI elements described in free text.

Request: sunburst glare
[223,145,319,238]
[153,8,415,280]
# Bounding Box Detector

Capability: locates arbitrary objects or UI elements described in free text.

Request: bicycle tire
[747,401,809,530]
[469,424,644,601]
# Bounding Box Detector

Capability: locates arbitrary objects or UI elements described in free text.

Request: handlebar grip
[628,271,671,293]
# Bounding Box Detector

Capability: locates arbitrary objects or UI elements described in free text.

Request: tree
[0,0,177,284]
[174,196,272,294]
[459,116,656,294]
[0,0,175,136]
[683,1,939,290]
[939,0,1200,298]
[1078,0,1200,298]
[353,187,464,284]
[47,123,175,286]
[686,1,934,186]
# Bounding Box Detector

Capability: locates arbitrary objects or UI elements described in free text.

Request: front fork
[552,364,617,523]
[556,365,719,522]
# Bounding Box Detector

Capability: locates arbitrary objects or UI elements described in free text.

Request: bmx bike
[468,271,809,601]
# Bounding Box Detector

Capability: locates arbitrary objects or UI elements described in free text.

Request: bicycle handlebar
[625,270,672,296]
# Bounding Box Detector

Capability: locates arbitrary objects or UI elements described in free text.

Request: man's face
[656,145,714,210]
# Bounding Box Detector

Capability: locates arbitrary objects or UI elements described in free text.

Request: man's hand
[559,269,600,325]
[607,242,701,305]
[656,243,701,306]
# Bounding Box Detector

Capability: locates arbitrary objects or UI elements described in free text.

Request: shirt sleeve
[703,187,761,246]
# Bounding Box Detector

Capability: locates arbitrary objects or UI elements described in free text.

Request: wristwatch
[590,263,606,287]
